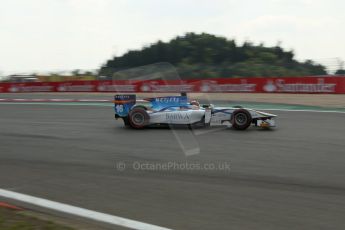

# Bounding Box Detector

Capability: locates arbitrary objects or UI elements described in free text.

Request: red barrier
[1,76,345,94]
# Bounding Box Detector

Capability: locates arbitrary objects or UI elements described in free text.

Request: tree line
[100,32,329,79]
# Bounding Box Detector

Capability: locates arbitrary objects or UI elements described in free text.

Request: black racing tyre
[128,108,149,129]
[231,109,252,130]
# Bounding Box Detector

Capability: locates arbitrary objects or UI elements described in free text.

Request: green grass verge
[0,208,75,230]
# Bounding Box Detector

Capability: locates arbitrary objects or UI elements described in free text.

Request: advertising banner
[1,76,344,94]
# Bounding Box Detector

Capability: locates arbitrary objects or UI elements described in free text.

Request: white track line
[262,108,345,114]
[0,188,172,230]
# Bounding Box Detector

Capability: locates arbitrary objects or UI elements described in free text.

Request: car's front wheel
[231,109,252,130]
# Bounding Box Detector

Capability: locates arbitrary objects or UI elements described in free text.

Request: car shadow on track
[115,124,276,133]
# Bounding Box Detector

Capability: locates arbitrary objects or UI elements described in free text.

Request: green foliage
[335,69,345,74]
[100,32,327,79]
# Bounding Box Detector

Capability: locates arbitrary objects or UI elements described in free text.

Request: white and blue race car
[114,94,276,130]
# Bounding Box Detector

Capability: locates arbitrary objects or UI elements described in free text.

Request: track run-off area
[0,95,345,230]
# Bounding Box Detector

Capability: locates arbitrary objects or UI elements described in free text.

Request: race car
[113,94,276,130]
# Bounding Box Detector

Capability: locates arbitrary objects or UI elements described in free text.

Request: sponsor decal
[140,83,151,92]
[263,80,277,92]
[150,84,193,92]
[263,78,336,93]
[140,81,194,92]
[200,80,256,92]
[98,84,136,92]
[57,84,95,92]
[9,85,54,92]
[8,86,19,92]
[1,76,344,93]
[115,95,134,100]
[166,113,190,121]
[155,97,181,103]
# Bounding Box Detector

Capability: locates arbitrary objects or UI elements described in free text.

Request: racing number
[116,104,124,113]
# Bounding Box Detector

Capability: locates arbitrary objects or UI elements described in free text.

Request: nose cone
[259,111,277,117]
[251,109,277,118]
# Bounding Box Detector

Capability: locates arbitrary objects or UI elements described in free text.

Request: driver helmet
[190,100,200,107]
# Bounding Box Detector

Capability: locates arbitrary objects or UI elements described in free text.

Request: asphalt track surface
[1,101,345,229]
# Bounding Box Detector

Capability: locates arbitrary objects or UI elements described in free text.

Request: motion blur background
[1,1,345,230]
[0,0,344,82]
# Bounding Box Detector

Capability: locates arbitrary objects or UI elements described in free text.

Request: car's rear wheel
[231,109,252,130]
[128,108,149,129]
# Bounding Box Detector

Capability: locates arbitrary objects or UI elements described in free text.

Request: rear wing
[114,95,136,117]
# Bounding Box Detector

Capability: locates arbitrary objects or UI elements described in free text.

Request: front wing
[210,108,276,128]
